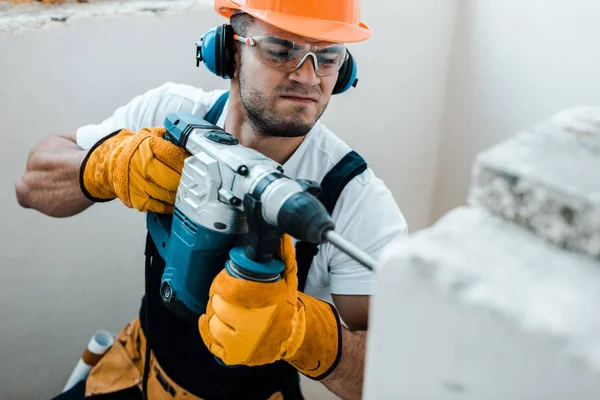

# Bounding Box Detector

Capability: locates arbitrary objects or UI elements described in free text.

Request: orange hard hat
[214,0,372,43]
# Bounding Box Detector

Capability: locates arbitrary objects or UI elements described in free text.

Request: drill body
[147,112,333,321]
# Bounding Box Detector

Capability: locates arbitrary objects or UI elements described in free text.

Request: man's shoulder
[147,82,227,110]
[126,82,227,127]
[312,124,402,213]
[309,122,353,163]
[295,122,354,183]
[75,83,227,149]
[300,122,402,224]
[308,122,379,186]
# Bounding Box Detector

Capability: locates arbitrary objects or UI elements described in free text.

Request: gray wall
[432,0,600,220]
[1,1,454,398]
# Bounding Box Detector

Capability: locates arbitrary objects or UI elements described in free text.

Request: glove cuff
[285,293,342,380]
[79,129,122,203]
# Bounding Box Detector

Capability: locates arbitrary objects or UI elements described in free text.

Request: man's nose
[289,54,320,87]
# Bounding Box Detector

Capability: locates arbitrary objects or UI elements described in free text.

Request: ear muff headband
[197,24,359,94]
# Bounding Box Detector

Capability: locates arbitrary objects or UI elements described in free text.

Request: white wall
[0,2,455,399]
[324,0,456,231]
[432,0,600,220]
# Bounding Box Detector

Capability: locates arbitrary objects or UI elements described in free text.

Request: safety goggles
[234,34,348,77]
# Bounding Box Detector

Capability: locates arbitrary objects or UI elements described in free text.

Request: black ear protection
[196,24,359,95]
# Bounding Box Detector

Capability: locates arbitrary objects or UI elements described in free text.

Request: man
[16,0,407,399]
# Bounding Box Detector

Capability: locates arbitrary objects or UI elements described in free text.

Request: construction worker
[16,0,407,399]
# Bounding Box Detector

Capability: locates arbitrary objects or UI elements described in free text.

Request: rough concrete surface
[468,106,600,258]
[0,0,211,34]
[365,206,600,399]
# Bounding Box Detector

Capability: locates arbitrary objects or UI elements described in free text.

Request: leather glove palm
[199,234,342,380]
[80,127,188,213]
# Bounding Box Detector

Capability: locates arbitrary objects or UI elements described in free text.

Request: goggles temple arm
[233,34,255,47]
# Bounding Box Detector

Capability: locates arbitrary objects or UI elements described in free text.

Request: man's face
[235,20,341,138]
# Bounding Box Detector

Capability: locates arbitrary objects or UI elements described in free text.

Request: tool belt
[84,317,283,399]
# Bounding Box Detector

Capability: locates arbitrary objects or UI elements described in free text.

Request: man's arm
[321,294,369,400]
[15,132,93,218]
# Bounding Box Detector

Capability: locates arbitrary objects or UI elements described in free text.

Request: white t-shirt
[77,82,408,304]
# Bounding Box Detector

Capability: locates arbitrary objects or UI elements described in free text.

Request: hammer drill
[147,112,376,321]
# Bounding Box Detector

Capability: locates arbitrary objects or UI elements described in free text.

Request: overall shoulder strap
[204,91,229,125]
[295,150,368,292]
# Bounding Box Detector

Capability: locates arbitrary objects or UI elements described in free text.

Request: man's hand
[199,235,341,380]
[80,127,188,214]
[16,133,93,218]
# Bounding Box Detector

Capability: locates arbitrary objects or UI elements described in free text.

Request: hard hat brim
[217,1,372,43]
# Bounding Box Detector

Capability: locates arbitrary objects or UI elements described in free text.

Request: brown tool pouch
[84,317,184,399]
[84,317,284,399]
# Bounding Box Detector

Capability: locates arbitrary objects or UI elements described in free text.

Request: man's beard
[239,66,328,138]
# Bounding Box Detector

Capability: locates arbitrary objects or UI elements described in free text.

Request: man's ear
[232,46,241,79]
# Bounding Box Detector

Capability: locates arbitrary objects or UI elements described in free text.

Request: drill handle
[163,112,222,148]
[146,212,173,260]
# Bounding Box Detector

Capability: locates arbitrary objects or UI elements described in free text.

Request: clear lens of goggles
[235,35,348,77]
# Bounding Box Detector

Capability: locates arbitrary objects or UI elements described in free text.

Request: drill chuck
[277,191,335,244]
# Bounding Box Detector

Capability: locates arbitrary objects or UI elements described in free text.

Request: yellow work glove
[80,127,189,214]
[199,234,342,380]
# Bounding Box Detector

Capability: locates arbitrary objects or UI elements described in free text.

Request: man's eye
[267,50,291,59]
[318,57,337,65]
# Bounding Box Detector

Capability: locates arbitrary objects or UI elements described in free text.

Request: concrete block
[468,106,600,258]
[364,206,600,399]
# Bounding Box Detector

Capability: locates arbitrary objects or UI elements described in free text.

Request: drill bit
[324,230,378,271]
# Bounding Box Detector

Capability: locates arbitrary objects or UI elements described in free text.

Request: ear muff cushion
[215,24,235,79]
[215,25,224,77]
[223,25,235,78]
[332,51,357,95]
